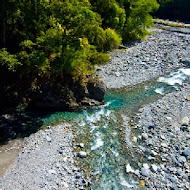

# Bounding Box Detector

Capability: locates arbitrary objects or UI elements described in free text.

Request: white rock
[133,137,137,143]
[142,133,148,140]
[49,170,56,174]
[181,116,189,126]
[143,163,149,169]
[79,143,84,148]
[148,156,155,161]
[134,170,140,176]
[150,150,158,156]
[150,164,158,173]
[126,164,135,173]
[46,136,52,142]
[61,182,68,188]
[78,151,87,158]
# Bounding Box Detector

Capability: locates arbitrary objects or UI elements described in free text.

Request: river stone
[150,164,158,173]
[78,151,87,158]
[78,143,84,148]
[150,150,158,156]
[148,156,155,161]
[142,133,148,140]
[75,174,82,179]
[141,164,150,177]
[171,186,179,190]
[178,156,187,163]
[182,148,190,157]
[168,176,177,183]
[126,164,135,173]
[161,142,168,148]
[181,117,189,126]
[141,168,150,177]
[48,170,56,175]
[186,96,190,101]
[46,136,52,142]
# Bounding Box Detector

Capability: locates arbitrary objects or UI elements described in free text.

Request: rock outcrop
[30,76,106,111]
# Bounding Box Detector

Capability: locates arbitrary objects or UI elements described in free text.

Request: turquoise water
[41,80,172,189]
[1,67,189,188]
[41,67,190,189]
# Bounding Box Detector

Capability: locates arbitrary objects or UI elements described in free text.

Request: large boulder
[87,78,106,102]
[30,76,106,111]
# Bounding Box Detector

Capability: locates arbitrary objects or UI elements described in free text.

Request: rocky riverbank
[0,124,83,190]
[97,29,190,88]
[127,84,190,189]
[0,25,190,190]
[96,26,190,189]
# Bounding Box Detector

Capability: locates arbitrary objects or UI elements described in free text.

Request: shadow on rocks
[0,111,44,145]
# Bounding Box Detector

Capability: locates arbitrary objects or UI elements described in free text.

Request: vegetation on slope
[0,0,159,109]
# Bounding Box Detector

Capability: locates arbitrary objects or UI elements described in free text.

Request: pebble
[78,151,87,158]
[141,168,149,177]
[178,156,187,163]
[181,116,189,126]
[126,164,135,173]
[48,170,56,175]
[182,148,190,157]
[78,143,85,148]
[150,150,158,156]
[150,164,158,173]
[45,136,52,142]
[171,186,179,190]
[168,176,177,183]
[142,133,148,140]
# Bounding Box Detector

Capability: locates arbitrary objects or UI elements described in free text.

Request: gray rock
[48,170,56,175]
[168,176,177,183]
[150,164,158,173]
[182,148,190,157]
[142,133,148,140]
[141,168,150,177]
[181,117,189,126]
[141,164,150,177]
[78,151,87,158]
[161,142,168,148]
[150,150,158,156]
[78,143,84,148]
[171,186,179,190]
[76,174,82,179]
[46,136,52,142]
[148,156,155,161]
[178,156,187,163]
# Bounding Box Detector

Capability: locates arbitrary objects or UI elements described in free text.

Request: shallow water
[0,67,190,186]
[42,67,190,189]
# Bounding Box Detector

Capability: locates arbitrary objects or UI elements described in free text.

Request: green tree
[123,0,159,40]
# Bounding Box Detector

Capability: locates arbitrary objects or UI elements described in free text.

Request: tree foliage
[0,0,159,107]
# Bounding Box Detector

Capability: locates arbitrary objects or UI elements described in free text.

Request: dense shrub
[0,0,159,107]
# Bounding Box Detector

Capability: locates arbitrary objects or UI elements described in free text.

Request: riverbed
[0,26,190,190]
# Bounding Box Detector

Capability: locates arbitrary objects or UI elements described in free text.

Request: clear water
[42,67,190,189]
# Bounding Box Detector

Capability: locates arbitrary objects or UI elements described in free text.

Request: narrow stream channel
[42,68,190,189]
[0,67,190,187]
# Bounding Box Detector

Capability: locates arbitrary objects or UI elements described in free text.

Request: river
[0,67,190,188]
